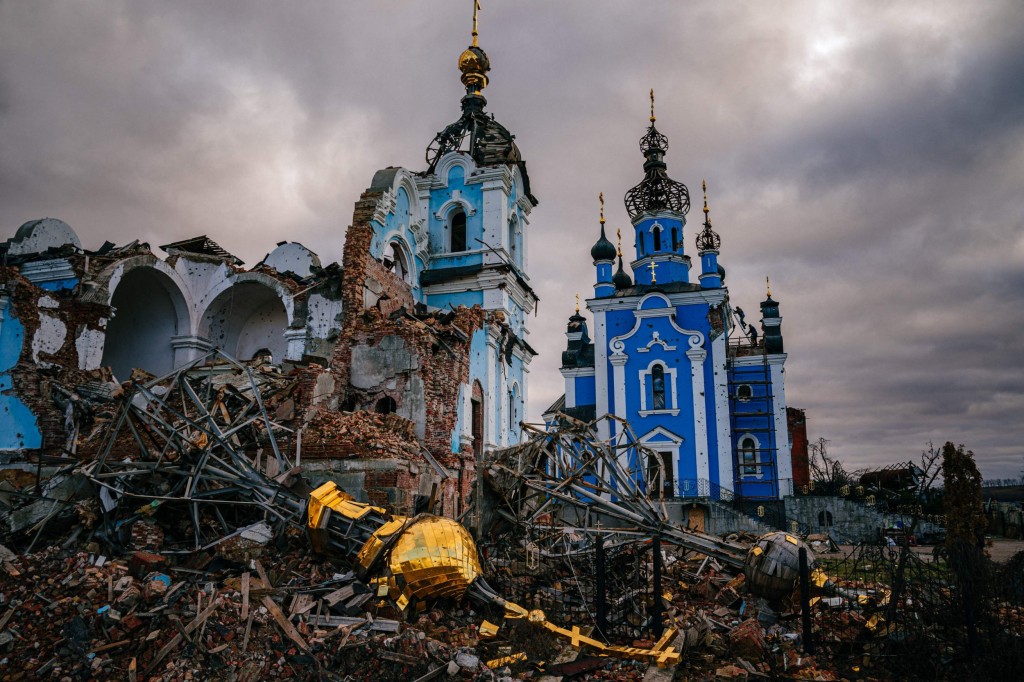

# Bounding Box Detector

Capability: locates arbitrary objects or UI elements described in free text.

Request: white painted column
[687,347,710,484]
[609,354,627,423]
[712,334,734,493]
[485,333,498,451]
[284,328,308,362]
[769,355,792,497]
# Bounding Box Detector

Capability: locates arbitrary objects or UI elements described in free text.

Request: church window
[508,215,521,267]
[471,380,484,458]
[737,384,753,402]
[671,227,678,251]
[450,210,467,252]
[653,226,662,251]
[818,510,834,528]
[651,364,666,410]
[740,436,758,476]
[382,241,409,283]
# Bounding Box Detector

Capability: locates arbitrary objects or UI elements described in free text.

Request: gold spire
[575,292,580,314]
[472,0,480,47]
[702,179,712,226]
[599,192,605,225]
[459,1,489,94]
[649,88,656,123]
[616,227,622,257]
[766,276,772,298]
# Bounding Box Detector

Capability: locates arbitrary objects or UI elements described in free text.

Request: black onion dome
[613,255,633,290]
[590,224,616,262]
[624,123,690,221]
[696,225,721,252]
[639,124,669,155]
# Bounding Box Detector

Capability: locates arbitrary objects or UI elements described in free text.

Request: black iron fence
[803,542,1024,680]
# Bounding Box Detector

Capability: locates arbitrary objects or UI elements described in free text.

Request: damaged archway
[199,280,290,363]
[102,266,190,379]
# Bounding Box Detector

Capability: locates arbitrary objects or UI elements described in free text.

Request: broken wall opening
[200,281,288,363]
[102,266,188,379]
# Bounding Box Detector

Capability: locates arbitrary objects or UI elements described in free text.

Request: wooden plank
[240,572,250,620]
[254,560,272,589]
[89,639,130,654]
[0,608,16,630]
[143,598,222,675]
[241,613,254,652]
[127,657,137,682]
[261,595,309,651]
[322,585,355,607]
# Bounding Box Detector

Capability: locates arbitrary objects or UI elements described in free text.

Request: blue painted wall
[0,299,42,450]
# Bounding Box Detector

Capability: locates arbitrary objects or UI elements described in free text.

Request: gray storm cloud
[2,1,1022,477]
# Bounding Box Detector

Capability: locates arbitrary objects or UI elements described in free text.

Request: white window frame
[738,433,762,478]
[638,359,679,416]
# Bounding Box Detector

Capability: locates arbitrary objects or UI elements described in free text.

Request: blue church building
[547,103,794,509]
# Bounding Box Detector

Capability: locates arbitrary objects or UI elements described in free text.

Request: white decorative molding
[593,311,610,441]
[737,433,763,479]
[433,197,478,220]
[637,331,676,353]
[712,333,733,491]
[371,187,397,226]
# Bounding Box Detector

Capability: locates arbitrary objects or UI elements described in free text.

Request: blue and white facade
[548,117,792,501]
[357,38,538,455]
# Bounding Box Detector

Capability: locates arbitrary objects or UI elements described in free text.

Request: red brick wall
[787,406,810,488]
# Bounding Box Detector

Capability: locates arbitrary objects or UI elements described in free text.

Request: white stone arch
[432,152,476,187]
[197,273,294,364]
[99,260,193,379]
[380,231,416,284]
[372,168,429,261]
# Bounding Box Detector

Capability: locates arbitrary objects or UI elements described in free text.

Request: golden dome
[458,45,490,93]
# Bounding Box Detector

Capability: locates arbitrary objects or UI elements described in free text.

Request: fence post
[652,534,664,639]
[595,533,607,639]
[799,546,814,654]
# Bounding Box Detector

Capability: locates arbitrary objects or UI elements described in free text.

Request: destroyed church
[0,20,793,525]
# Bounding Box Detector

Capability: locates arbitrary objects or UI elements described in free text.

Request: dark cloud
[2,1,1021,478]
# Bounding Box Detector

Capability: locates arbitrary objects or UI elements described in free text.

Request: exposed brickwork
[2,266,112,454]
[787,406,810,488]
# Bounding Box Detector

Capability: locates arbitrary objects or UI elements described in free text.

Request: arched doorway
[102,267,188,379]
[200,281,288,363]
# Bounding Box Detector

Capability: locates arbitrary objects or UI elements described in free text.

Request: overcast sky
[2,1,1022,479]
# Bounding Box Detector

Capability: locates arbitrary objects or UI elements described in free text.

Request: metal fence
[804,541,1024,680]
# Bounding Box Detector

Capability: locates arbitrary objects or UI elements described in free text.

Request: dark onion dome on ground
[591,224,616,262]
[613,255,633,289]
[717,264,726,282]
[623,94,689,221]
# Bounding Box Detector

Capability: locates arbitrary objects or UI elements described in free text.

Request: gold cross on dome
[575,292,580,314]
[472,0,481,46]
[616,228,622,257]
[648,260,658,284]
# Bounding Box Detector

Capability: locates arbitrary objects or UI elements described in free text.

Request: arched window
[653,226,662,251]
[450,211,467,252]
[382,241,409,283]
[737,384,753,402]
[375,396,397,414]
[507,216,520,267]
[740,436,758,476]
[471,380,484,457]
[651,364,666,410]
[818,510,834,527]
[671,227,678,251]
